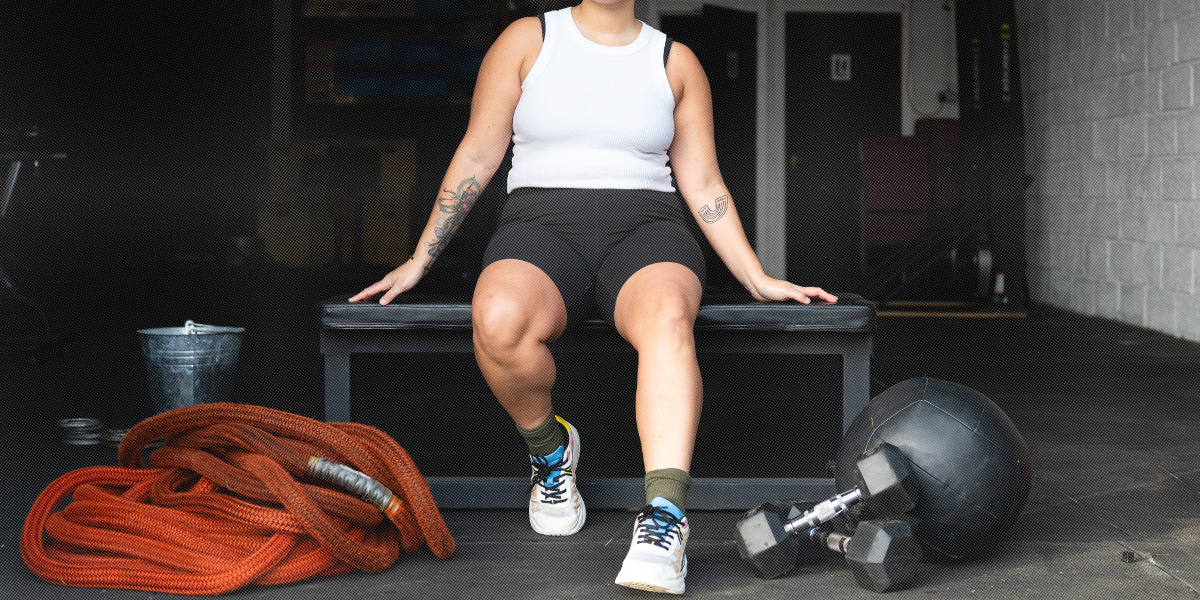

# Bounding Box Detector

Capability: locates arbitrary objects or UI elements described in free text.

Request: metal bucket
[138,320,245,414]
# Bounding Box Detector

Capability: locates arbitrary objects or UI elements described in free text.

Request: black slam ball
[834,377,1032,562]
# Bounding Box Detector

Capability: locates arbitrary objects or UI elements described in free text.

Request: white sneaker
[614,498,689,594]
[528,416,586,536]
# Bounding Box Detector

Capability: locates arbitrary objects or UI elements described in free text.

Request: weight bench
[318,293,875,509]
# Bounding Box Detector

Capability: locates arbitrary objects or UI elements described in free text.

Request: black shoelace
[634,506,684,550]
[530,454,571,504]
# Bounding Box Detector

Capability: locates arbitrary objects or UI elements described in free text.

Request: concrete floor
[3,264,1200,599]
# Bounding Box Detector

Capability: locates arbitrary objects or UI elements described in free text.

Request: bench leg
[324,353,352,422]
[842,353,871,434]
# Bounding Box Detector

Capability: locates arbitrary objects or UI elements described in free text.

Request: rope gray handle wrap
[307,456,397,513]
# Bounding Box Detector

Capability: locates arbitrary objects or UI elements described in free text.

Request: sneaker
[614,497,689,594]
[528,416,585,536]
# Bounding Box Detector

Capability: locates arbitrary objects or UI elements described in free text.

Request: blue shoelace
[530,454,571,504]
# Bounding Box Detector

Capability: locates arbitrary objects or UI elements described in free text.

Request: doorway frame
[644,0,902,280]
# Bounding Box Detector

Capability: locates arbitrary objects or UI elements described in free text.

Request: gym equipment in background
[835,377,1032,562]
[857,0,1031,309]
[296,143,381,265]
[0,126,71,359]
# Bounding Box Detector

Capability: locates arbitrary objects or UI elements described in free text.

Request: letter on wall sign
[831,54,851,81]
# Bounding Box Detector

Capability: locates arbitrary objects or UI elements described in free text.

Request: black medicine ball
[834,377,1032,563]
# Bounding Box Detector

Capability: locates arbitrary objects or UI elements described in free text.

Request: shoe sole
[529,418,585,536]
[614,581,684,595]
[614,557,687,595]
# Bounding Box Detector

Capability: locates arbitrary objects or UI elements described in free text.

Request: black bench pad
[318,292,876,332]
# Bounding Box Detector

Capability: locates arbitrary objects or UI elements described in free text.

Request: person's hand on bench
[349,255,429,305]
[744,274,839,305]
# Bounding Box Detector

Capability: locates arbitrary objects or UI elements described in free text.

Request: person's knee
[622,288,698,350]
[474,260,569,359]
[472,291,535,355]
[644,291,696,334]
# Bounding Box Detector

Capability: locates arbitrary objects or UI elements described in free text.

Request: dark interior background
[0,1,272,269]
[0,2,913,291]
[0,2,892,479]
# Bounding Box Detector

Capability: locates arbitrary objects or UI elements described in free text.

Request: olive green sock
[517,414,566,457]
[645,468,692,514]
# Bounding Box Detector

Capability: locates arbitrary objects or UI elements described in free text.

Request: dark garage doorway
[784,11,901,291]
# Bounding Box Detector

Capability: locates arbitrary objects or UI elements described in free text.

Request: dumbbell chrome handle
[809,528,852,554]
[782,488,863,535]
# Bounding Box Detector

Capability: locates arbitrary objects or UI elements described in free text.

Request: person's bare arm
[351,17,542,304]
[666,42,836,304]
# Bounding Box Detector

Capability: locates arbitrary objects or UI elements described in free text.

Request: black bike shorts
[482,187,707,326]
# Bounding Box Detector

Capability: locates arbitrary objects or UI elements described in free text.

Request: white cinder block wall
[1017,0,1200,340]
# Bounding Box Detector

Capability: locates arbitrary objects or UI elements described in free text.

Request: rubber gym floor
[3,264,1200,599]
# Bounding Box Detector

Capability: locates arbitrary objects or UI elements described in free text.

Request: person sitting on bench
[350,0,836,594]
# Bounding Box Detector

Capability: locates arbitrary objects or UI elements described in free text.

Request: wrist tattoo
[410,254,432,272]
[428,176,482,259]
[698,195,729,224]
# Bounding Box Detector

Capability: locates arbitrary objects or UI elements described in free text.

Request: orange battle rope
[22,403,455,595]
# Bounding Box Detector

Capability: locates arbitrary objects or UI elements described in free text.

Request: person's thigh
[482,219,597,326]
[595,219,706,326]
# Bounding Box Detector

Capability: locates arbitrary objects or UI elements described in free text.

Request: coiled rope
[22,403,455,595]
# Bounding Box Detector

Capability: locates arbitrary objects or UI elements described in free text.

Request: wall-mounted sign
[830,54,852,81]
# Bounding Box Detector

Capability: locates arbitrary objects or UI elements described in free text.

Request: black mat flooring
[3,264,1200,598]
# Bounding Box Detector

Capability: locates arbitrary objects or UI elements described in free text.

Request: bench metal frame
[320,322,872,509]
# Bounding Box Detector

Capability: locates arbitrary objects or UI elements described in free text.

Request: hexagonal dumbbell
[805,519,923,593]
[734,442,918,580]
[735,499,814,579]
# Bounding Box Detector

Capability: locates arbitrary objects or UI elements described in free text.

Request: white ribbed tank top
[506,7,676,193]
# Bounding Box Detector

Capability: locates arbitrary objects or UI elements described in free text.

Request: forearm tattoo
[425,177,482,260]
[698,195,729,224]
